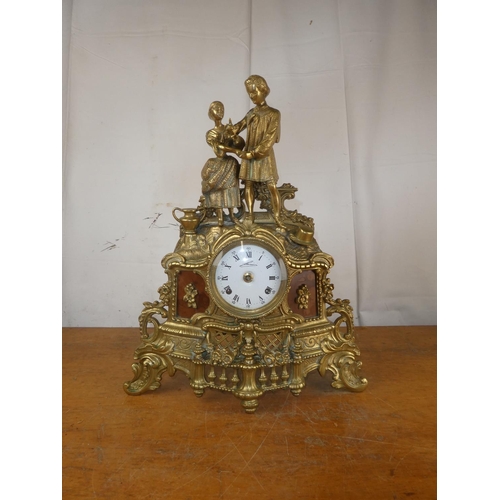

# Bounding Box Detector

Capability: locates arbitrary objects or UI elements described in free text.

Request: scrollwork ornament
[318,346,367,392]
[138,301,168,342]
[124,352,174,395]
[302,336,321,349]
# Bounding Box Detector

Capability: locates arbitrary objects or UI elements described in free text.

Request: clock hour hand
[240,261,258,267]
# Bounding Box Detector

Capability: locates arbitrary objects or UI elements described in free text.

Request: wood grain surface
[63,326,436,499]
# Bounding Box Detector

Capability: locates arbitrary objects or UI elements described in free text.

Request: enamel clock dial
[210,240,288,318]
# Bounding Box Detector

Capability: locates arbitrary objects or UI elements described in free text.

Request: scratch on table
[97,424,105,439]
[221,401,287,495]
[221,446,266,494]
[339,436,394,445]
[224,432,265,492]
[123,458,148,492]
[204,410,208,442]
[91,468,97,497]
[168,442,238,495]
[374,395,396,409]
[95,446,104,464]
[170,399,285,495]
[102,457,128,487]
[305,436,327,447]
[226,405,266,449]
[295,403,318,425]
[393,448,414,475]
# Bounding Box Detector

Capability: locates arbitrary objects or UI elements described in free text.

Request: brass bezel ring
[207,237,289,319]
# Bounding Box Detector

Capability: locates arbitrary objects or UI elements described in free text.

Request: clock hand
[240,261,258,267]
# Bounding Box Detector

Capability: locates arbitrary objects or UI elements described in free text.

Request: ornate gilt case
[124,185,367,412]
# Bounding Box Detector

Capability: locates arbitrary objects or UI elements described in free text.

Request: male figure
[224,75,283,227]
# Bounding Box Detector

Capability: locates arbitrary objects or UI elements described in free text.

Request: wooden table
[63,326,436,499]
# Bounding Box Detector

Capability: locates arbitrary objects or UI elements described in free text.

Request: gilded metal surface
[201,101,242,226]
[124,76,367,412]
[295,284,310,310]
[182,283,198,309]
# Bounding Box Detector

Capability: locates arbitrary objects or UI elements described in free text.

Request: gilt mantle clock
[124,76,367,412]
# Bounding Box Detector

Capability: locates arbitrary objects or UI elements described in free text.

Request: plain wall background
[62,0,436,327]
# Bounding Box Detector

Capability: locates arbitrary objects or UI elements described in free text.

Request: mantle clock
[124,76,367,412]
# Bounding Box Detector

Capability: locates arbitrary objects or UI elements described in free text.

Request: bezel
[208,238,288,319]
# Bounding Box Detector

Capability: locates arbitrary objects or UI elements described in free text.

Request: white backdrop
[62,0,436,327]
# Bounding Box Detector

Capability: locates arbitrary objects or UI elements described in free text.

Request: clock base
[123,303,367,412]
[124,282,367,413]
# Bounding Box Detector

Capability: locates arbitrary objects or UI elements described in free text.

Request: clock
[124,75,367,412]
[210,240,287,318]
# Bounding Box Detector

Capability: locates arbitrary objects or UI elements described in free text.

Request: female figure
[225,75,283,227]
[200,101,241,226]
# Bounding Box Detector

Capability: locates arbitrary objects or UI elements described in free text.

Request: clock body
[124,184,367,412]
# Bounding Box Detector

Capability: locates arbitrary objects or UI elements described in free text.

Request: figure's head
[245,75,270,105]
[208,101,224,121]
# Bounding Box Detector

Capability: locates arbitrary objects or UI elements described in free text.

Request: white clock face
[211,241,287,316]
